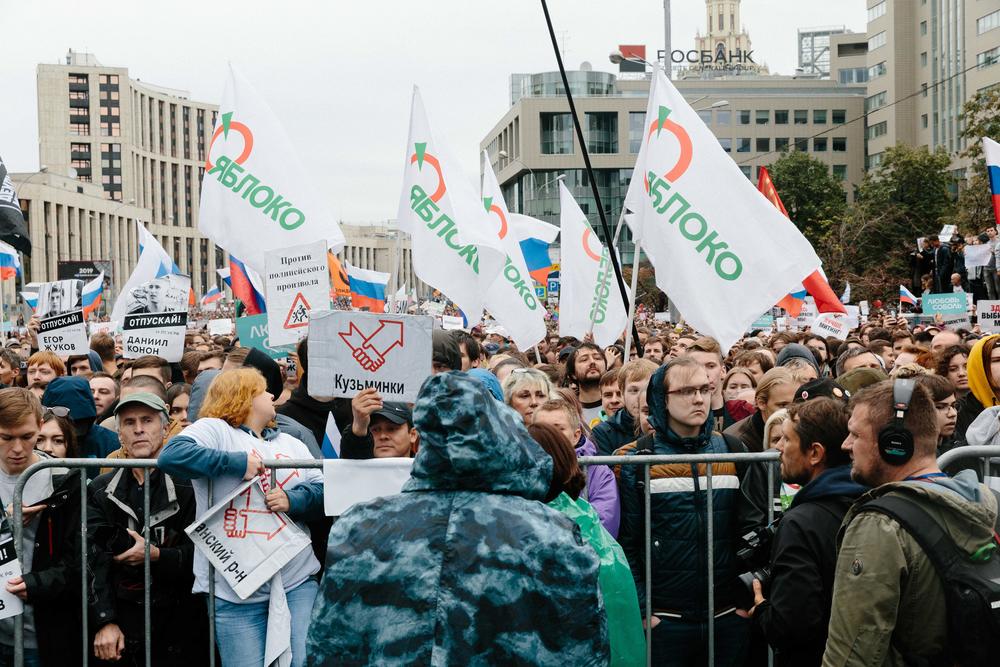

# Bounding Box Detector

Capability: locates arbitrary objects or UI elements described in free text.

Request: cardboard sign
[795,302,818,329]
[922,292,971,330]
[842,305,861,329]
[977,300,1000,333]
[235,314,295,359]
[939,224,957,239]
[323,458,414,516]
[0,534,24,621]
[965,243,994,269]
[208,319,234,336]
[859,300,870,316]
[89,321,119,337]
[121,274,189,362]
[37,309,88,354]
[265,241,330,347]
[186,479,311,600]
[307,310,433,402]
[441,315,465,331]
[420,301,445,317]
[811,313,850,340]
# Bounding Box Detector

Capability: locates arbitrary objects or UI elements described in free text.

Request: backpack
[861,491,1000,666]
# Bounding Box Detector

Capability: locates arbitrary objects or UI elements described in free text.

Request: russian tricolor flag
[0,241,21,281]
[510,213,559,285]
[900,284,918,306]
[321,412,341,458]
[985,137,1000,227]
[346,263,390,313]
[229,255,267,315]
[201,286,222,306]
[217,267,232,289]
[81,272,105,318]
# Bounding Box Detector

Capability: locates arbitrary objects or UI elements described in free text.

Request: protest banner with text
[265,240,330,346]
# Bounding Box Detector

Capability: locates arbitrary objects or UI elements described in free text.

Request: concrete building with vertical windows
[798,26,849,77]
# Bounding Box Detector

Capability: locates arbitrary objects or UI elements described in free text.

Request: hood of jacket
[42,375,96,420]
[965,405,1000,447]
[403,371,552,499]
[187,368,220,422]
[607,405,634,434]
[967,334,1000,409]
[467,368,503,401]
[646,364,713,452]
[574,434,596,457]
[244,348,283,401]
[790,464,867,508]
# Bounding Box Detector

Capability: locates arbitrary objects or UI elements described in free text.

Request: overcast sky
[2,0,865,222]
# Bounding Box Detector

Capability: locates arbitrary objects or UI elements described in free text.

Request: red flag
[756,167,788,217]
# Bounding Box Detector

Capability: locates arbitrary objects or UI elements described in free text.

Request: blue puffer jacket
[618,365,747,618]
[306,372,608,666]
[592,407,635,456]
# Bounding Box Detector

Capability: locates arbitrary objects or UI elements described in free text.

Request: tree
[766,150,848,245]
[948,89,1000,231]
[855,143,955,233]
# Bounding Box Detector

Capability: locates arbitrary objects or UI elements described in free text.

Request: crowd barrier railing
[11,453,780,667]
[937,445,1000,477]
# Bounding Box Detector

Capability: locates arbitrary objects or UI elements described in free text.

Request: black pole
[539,0,642,354]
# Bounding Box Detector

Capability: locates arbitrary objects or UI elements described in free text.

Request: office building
[338,223,425,298]
[798,26,849,77]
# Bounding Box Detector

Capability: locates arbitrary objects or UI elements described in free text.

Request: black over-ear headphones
[877,378,916,465]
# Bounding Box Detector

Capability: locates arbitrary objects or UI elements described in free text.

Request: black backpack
[862,492,1000,666]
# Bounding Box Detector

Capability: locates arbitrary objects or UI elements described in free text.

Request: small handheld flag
[201,286,222,306]
[0,241,21,280]
[81,272,105,318]
[899,285,918,306]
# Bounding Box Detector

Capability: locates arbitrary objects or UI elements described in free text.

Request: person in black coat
[740,398,866,667]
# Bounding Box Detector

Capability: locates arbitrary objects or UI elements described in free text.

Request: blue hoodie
[42,376,120,458]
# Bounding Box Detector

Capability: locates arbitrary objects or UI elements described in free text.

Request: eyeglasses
[667,385,712,399]
[43,406,71,418]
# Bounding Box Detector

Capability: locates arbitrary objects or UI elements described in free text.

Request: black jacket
[22,465,83,667]
[591,408,634,456]
[276,387,351,449]
[723,411,765,453]
[751,465,867,667]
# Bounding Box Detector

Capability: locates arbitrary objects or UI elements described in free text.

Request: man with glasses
[618,356,764,665]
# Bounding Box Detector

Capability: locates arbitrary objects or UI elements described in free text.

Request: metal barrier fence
[9,453,782,667]
[937,445,1000,476]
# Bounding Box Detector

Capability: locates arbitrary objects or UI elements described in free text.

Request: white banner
[623,66,822,349]
[811,313,850,340]
[208,319,234,336]
[198,65,345,275]
[323,458,413,516]
[37,310,89,354]
[186,479,311,600]
[265,241,330,346]
[441,315,465,330]
[795,301,819,329]
[307,310,433,402]
[557,184,628,348]
[977,300,1000,333]
[396,87,504,320]
[965,243,994,269]
[121,274,191,362]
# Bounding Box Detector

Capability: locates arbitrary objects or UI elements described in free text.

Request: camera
[735,521,779,605]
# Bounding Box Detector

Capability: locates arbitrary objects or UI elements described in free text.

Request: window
[628,112,644,153]
[775,110,789,124]
[585,112,617,153]
[921,52,928,67]
[739,166,752,179]
[922,113,929,128]
[979,10,1000,34]
[737,137,751,152]
[718,137,732,152]
[69,121,90,135]
[775,137,790,152]
[69,107,88,118]
[868,152,884,169]
[866,121,888,139]
[756,110,770,125]
[978,46,1000,69]
[794,110,808,124]
[868,61,887,79]
[868,31,887,50]
[922,82,928,97]
[832,137,847,151]
[813,137,827,152]
[920,21,927,36]
[832,165,847,181]
[70,142,89,155]
[716,109,731,125]
[68,73,88,85]
[839,67,869,84]
[756,137,770,152]
[540,112,573,154]
[739,110,751,125]
[813,109,827,125]
[865,91,887,112]
[795,137,809,152]
[867,1,886,22]
[832,109,846,124]
[697,109,713,124]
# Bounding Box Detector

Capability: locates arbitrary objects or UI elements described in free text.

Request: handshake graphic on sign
[338,320,405,372]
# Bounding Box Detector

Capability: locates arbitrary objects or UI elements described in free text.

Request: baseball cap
[371,402,412,426]
[114,392,168,417]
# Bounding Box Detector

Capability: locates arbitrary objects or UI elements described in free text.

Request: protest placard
[323,458,414,516]
[265,241,330,347]
[37,310,88,354]
[842,305,861,329]
[208,319,234,336]
[811,313,850,340]
[307,310,433,402]
[420,301,445,317]
[922,292,971,330]
[121,274,190,362]
[749,313,774,331]
[89,321,119,337]
[965,243,993,269]
[795,302,818,329]
[977,300,1000,333]
[235,314,295,359]
[0,533,24,621]
[186,479,311,600]
[441,315,465,331]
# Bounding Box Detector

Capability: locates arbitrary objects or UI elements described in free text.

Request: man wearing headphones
[822,379,999,666]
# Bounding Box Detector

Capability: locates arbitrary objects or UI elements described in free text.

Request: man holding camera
[87,392,208,664]
[737,397,866,666]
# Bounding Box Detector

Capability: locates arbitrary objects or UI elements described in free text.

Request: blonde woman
[501,367,557,425]
[763,408,799,512]
[160,368,323,667]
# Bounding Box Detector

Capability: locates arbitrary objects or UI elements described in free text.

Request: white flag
[111,223,179,321]
[199,64,345,275]
[623,66,822,349]
[396,87,504,321]
[558,183,628,348]
[840,282,851,304]
[480,152,546,350]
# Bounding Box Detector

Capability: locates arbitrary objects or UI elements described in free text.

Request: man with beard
[564,342,608,428]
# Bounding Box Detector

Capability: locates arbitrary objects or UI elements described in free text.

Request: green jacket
[822,471,998,667]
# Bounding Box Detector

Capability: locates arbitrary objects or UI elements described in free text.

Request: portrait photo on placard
[35,280,82,318]
[123,274,189,314]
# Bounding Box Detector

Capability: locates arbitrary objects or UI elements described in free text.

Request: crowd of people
[0,308,996,666]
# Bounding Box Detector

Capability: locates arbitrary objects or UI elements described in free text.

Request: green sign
[235,314,295,359]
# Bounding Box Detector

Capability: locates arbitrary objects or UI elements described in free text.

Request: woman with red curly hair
[160,367,323,667]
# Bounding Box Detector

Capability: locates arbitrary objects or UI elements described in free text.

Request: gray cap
[114,391,168,417]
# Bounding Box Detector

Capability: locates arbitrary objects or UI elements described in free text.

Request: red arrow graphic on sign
[339,319,405,371]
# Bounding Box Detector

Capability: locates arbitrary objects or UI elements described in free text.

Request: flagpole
[623,244,642,360]
[389,230,403,314]
[540,0,641,351]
